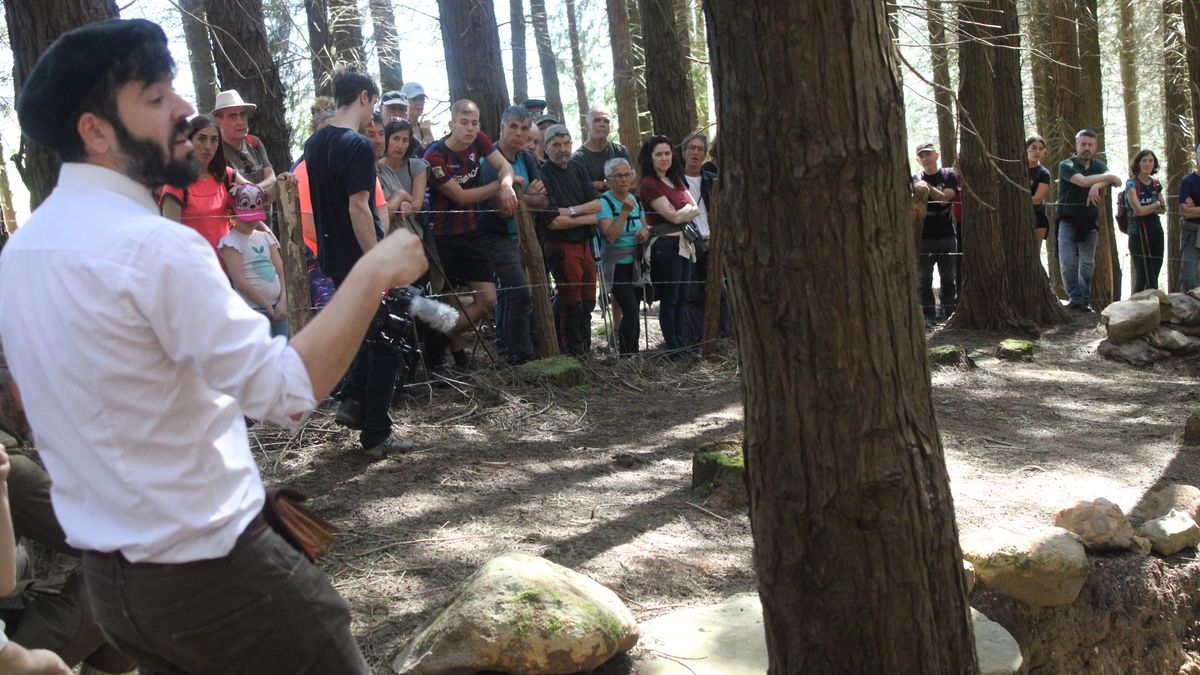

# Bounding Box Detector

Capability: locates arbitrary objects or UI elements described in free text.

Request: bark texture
[530,0,564,118]
[206,0,294,173]
[511,0,528,103]
[704,0,979,670]
[1046,0,1083,300]
[565,0,590,135]
[1118,0,1139,161]
[180,0,218,114]
[1165,0,1191,292]
[370,0,404,91]
[1183,0,1200,136]
[640,0,696,140]
[607,0,642,153]
[6,0,119,209]
[628,0,653,137]
[1077,0,1117,308]
[927,0,956,165]
[439,0,511,139]
[305,0,334,96]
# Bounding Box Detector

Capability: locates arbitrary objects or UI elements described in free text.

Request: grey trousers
[82,526,369,675]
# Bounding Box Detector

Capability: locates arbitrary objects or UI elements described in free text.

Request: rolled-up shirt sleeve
[128,221,316,429]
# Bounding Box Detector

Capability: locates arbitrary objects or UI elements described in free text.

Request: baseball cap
[915,142,937,154]
[381,91,409,108]
[534,114,560,127]
[400,82,427,100]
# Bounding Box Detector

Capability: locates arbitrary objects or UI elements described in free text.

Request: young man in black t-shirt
[306,66,410,458]
[912,142,958,326]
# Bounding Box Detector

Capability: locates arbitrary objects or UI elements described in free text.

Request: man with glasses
[571,105,630,192]
[212,90,278,197]
[682,131,730,343]
[380,90,409,122]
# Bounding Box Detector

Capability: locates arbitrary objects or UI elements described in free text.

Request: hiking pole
[594,258,617,353]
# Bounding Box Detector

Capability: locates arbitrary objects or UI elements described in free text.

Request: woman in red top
[638,135,701,353]
[158,114,252,251]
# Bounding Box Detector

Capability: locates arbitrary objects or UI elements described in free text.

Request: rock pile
[1098,289,1200,366]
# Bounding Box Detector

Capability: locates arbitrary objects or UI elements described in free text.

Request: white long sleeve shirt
[0,163,316,563]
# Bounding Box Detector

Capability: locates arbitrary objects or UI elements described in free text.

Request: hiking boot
[364,434,415,460]
[334,399,363,429]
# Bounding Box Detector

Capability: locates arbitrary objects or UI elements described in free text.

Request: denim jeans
[650,237,693,350]
[686,245,731,343]
[1058,218,1098,305]
[483,233,534,364]
[1182,225,1200,293]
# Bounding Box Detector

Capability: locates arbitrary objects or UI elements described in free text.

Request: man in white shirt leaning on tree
[0,19,426,675]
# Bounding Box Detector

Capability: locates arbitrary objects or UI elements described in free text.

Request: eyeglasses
[607,172,634,180]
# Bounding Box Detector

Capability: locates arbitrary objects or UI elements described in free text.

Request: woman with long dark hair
[1027,135,1051,247]
[378,118,429,237]
[1123,149,1166,292]
[637,134,700,353]
[158,114,252,250]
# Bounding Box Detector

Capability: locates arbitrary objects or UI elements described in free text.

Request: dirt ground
[247,310,1200,672]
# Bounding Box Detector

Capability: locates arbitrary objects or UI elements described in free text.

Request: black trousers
[918,236,958,321]
[333,276,399,449]
[1129,218,1165,293]
[610,264,641,354]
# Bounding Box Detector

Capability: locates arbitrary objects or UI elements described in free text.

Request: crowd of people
[914,129,1200,324]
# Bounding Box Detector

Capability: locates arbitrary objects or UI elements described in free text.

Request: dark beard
[112,116,198,189]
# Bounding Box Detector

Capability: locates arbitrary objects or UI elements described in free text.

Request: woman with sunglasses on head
[637,134,700,354]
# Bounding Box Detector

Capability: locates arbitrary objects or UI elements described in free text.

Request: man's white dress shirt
[0,163,315,563]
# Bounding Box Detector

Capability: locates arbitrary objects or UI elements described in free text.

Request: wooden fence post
[276,181,312,335]
[515,203,560,358]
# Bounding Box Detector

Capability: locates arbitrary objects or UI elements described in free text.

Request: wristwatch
[568,206,577,217]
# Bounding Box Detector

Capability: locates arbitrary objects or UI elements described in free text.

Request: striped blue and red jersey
[423,132,497,237]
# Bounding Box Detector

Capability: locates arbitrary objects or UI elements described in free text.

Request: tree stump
[517,356,587,387]
[928,345,976,370]
[692,441,746,508]
[995,339,1035,362]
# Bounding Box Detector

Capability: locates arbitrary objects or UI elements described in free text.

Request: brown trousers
[82,526,369,675]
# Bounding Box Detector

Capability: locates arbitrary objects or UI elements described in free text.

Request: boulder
[1168,293,1200,326]
[1138,509,1200,556]
[964,560,976,594]
[1187,414,1200,445]
[929,345,977,370]
[960,525,1088,606]
[972,608,1023,675]
[392,552,638,675]
[995,339,1034,362]
[1100,298,1163,344]
[634,593,767,675]
[517,356,588,387]
[1054,498,1136,552]
[1131,484,1200,523]
[1098,337,1171,367]
[1129,289,1173,323]
[692,442,746,509]
[1131,535,1152,555]
[1146,326,1194,352]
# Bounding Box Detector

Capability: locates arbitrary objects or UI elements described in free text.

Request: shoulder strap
[600,193,620,212]
[246,135,259,149]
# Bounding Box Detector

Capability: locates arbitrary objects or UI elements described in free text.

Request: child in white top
[218,184,288,337]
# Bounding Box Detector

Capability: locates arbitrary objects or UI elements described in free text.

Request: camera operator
[0,20,426,674]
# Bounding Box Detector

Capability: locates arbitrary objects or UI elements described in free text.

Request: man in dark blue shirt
[1178,144,1200,292]
[306,66,410,458]
[912,142,958,325]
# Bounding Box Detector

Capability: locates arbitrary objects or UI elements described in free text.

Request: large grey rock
[1168,293,1200,327]
[1098,338,1171,367]
[1146,326,1194,352]
[961,525,1088,606]
[972,607,1023,675]
[1054,498,1136,552]
[1137,509,1200,556]
[1131,484,1200,523]
[392,552,638,674]
[1101,298,1164,344]
[1130,289,1173,323]
[634,594,766,675]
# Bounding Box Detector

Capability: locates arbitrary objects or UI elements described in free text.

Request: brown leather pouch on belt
[262,487,339,560]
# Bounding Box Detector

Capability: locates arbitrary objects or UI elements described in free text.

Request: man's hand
[913,179,929,191]
[621,195,635,213]
[512,175,527,189]
[399,201,413,219]
[526,180,546,197]
[592,180,606,191]
[275,172,298,186]
[498,184,518,215]
[1087,183,1104,206]
[360,228,428,288]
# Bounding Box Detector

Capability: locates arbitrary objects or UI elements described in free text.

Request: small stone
[1053,497,1135,552]
[392,552,638,674]
[1186,414,1200,444]
[1137,509,1200,556]
[1146,326,1193,352]
[964,560,976,594]
[1168,293,1200,327]
[972,607,1023,675]
[517,356,588,387]
[960,525,1088,606]
[995,339,1034,362]
[929,345,977,370]
[1131,535,1152,556]
[1130,289,1173,323]
[1101,298,1163,344]
[1132,483,1200,522]
[634,593,766,675]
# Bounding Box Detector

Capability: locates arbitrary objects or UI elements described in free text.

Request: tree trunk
[1183,0,1200,136]
[516,204,559,357]
[607,0,642,153]
[206,0,294,172]
[927,0,956,165]
[276,181,312,334]
[305,0,335,96]
[628,0,653,137]
[704,0,979,669]
[6,0,119,210]
[180,0,218,114]
[691,0,709,129]
[1046,0,1082,300]
[529,0,564,118]
[1166,0,1191,292]
[439,0,511,139]
[0,138,17,250]
[640,0,695,140]
[511,0,528,103]
[1077,0,1117,307]
[370,0,404,91]
[565,0,590,136]
[1118,0,1140,161]
[329,0,365,64]
[950,0,1068,330]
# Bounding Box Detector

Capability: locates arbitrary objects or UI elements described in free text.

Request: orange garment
[293,158,388,255]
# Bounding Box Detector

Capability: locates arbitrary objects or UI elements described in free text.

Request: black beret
[17,19,170,152]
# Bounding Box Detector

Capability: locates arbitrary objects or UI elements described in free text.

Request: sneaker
[364,434,415,460]
[334,399,363,429]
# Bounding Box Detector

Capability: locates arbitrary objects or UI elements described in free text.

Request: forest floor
[248,309,1200,672]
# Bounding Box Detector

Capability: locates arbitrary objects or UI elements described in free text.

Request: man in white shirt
[681,132,730,343]
[0,19,426,674]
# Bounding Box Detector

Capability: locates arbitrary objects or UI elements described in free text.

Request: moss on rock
[517,356,588,387]
[929,344,977,370]
[996,339,1035,362]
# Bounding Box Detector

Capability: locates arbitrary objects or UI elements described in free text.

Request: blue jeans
[1182,225,1200,292]
[1058,219,1098,305]
[650,237,692,350]
[484,234,534,364]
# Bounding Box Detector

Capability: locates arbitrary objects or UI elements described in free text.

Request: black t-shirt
[304,125,382,283]
[1029,164,1051,214]
[915,169,957,240]
[571,142,630,185]
[541,159,601,243]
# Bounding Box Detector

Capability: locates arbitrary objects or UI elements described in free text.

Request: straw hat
[211,90,257,116]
